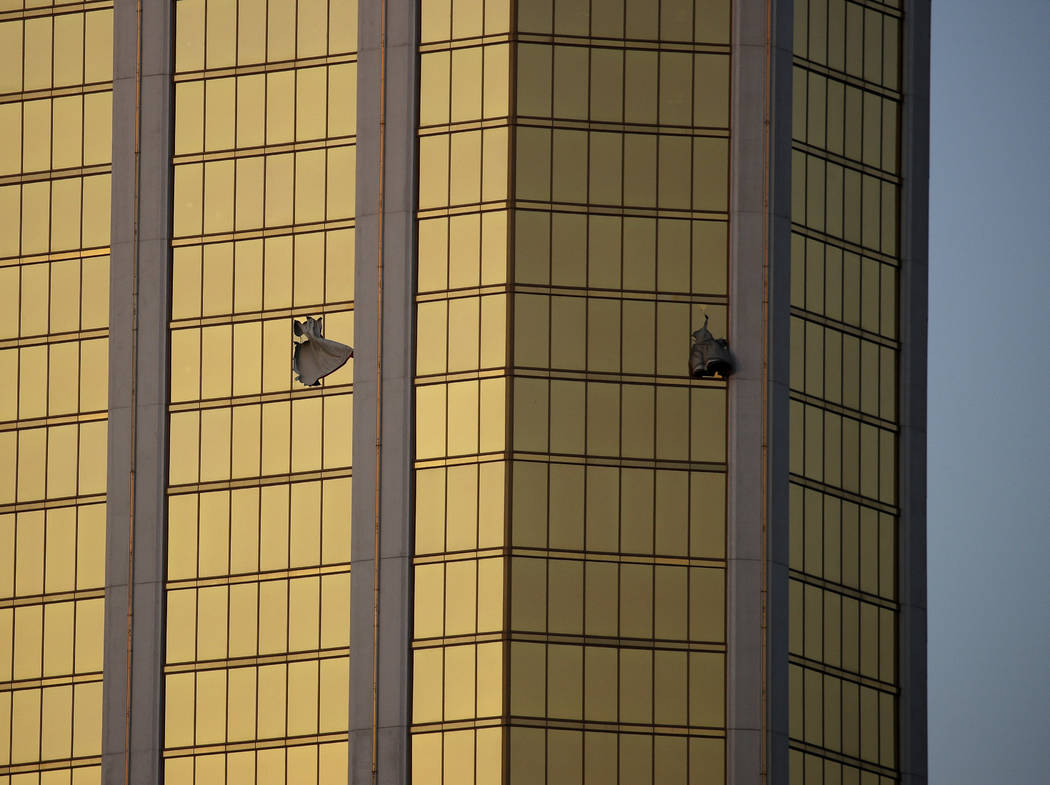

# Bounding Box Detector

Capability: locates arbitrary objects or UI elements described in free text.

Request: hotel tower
[0,0,928,783]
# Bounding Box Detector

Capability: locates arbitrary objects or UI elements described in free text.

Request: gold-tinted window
[0,4,113,782]
[790,1,903,781]
[413,2,513,780]
[163,1,356,781]
[412,2,731,782]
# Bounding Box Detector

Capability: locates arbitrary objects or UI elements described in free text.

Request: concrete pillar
[350,0,419,782]
[727,1,793,783]
[101,1,174,783]
[898,3,931,784]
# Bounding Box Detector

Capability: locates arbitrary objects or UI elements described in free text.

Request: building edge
[101,1,175,784]
[767,0,795,782]
[897,2,931,784]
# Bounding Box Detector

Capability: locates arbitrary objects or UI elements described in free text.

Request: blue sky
[927,1,1050,782]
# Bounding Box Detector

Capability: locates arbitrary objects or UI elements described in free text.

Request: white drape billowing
[292,316,353,386]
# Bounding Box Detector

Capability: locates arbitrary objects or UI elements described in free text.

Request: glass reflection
[1,5,113,781]
[790,0,903,780]
[413,1,731,782]
[162,0,357,779]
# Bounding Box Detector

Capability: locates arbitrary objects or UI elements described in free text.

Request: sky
[927,1,1050,783]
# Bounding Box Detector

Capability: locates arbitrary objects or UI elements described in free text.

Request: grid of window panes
[789,1,902,783]
[0,6,112,785]
[163,1,356,782]
[412,2,731,783]
[0,3,112,784]
[412,0,511,782]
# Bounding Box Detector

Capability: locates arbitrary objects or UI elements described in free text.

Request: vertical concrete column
[727,1,793,782]
[102,1,174,784]
[350,0,418,783]
[765,2,795,782]
[897,3,931,785]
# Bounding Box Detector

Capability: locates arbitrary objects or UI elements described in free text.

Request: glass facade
[412,1,510,781]
[413,1,732,782]
[0,1,113,782]
[163,1,356,781]
[789,1,903,783]
[0,1,927,782]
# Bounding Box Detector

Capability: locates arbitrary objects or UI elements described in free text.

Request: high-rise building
[0,1,927,784]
